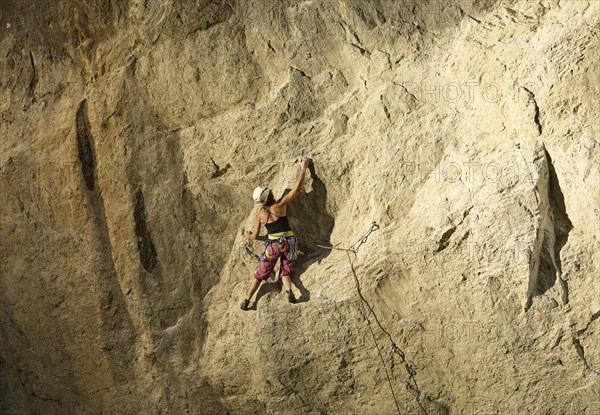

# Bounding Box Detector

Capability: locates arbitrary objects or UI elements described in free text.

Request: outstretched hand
[301,157,310,169]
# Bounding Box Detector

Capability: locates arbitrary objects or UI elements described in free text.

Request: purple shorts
[254,237,298,281]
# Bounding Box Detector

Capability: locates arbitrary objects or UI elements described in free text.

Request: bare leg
[281,275,293,292]
[281,275,296,303]
[245,278,261,301]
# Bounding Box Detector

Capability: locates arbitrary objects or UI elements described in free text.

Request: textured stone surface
[1,0,599,414]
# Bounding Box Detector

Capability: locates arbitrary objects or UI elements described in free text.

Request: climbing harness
[268,231,295,240]
[323,221,429,415]
[262,234,299,262]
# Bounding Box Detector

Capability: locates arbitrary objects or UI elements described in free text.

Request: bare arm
[276,158,309,207]
[244,210,266,241]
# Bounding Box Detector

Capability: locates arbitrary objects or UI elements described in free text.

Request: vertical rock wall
[1,0,599,414]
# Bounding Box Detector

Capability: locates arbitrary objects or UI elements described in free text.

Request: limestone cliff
[1,0,599,414]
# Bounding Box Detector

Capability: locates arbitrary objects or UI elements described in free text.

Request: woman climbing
[240,157,309,311]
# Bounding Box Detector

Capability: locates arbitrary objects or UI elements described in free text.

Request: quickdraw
[317,221,380,256]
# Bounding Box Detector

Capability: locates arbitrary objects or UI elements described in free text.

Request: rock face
[1,0,599,414]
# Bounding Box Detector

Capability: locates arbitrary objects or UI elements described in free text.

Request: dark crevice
[550,331,563,349]
[572,337,585,362]
[457,6,481,25]
[533,99,542,135]
[76,100,96,191]
[395,83,420,103]
[383,103,391,121]
[571,337,597,374]
[435,226,457,253]
[129,56,137,76]
[134,189,158,272]
[546,150,573,263]
[31,390,61,404]
[456,230,470,247]
[209,157,231,179]
[74,111,138,388]
[591,310,600,325]
[290,66,310,79]
[351,42,371,57]
[530,230,559,301]
[546,149,573,305]
[576,310,600,335]
[522,87,542,135]
[462,206,473,220]
[433,208,471,253]
[525,146,573,311]
[28,50,37,100]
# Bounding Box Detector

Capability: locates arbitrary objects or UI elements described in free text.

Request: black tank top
[265,215,291,234]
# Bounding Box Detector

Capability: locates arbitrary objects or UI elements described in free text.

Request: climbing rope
[243,241,260,261]
[316,221,380,255]
[321,221,428,415]
[242,221,429,413]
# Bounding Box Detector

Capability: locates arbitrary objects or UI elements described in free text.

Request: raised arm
[277,158,309,206]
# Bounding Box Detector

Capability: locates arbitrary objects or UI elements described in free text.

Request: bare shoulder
[256,207,266,223]
[270,202,287,216]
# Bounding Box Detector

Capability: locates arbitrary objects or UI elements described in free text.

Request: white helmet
[253,186,270,204]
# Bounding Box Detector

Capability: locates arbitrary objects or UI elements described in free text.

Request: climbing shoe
[287,290,296,304]
[240,299,250,311]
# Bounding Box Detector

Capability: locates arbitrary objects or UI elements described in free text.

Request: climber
[240,157,309,311]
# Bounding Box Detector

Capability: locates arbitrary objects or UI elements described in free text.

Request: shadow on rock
[288,162,334,300]
[292,274,310,303]
[251,274,310,308]
[253,280,283,309]
[287,162,334,266]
